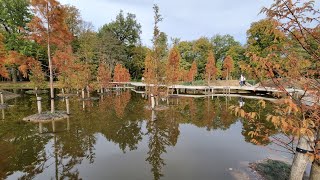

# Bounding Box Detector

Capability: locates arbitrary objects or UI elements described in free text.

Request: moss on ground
[254,159,291,180]
[250,159,309,180]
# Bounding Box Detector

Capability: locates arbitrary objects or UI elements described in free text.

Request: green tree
[97,27,126,70]
[129,45,148,80]
[193,37,213,79]
[211,34,241,62]
[77,22,97,65]
[226,45,246,78]
[103,10,141,46]
[177,41,195,70]
[246,19,285,58]
[0,0,33,82]
[63,4,82,37]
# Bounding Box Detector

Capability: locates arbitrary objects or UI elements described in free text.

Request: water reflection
[0,91,282,179]
[145,109,179,180]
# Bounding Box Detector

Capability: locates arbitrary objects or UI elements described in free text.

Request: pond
[0,90,290,180]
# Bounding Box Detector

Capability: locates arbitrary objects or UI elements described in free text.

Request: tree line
[1,0,309,89]
[1,0,319,179]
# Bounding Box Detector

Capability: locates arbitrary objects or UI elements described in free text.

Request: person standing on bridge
[240,74,246,86]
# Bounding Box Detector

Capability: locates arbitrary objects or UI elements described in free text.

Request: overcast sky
[58,0,273,46]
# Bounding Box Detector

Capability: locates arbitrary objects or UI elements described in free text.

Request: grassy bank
[0,82,59,89]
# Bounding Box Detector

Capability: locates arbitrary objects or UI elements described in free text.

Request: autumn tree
[114,91,131,118]
[52,45,76,92]
[143,4,164,96]
[0,32,40,83]
[28,60,46,92]
[97,63,111,90]
[187,61,197,83]
[165,46,181,85]
[0,33,8,78]
[0,0,33,82]
[239,1,320,179]
[143,51,155,85]
[244,19,287,79]
[29,0,73,112]
[69,62,91,92]
[222,55,234,80]
[113,63,130,83]
[205,52,217,85]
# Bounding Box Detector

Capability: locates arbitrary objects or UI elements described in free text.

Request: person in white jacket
[240,74,246,86]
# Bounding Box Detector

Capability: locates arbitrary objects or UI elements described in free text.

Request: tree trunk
[11,67,17,83]
[310,162,320,180]
[310,130,320,180]
[47,3,54,113]
[289,136,313,180]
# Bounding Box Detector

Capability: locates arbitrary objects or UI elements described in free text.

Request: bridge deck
[129,82,304,94]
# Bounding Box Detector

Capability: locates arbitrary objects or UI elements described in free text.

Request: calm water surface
[0,91,287,180]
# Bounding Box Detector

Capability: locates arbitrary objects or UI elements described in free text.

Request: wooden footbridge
[111,82,318,106]
[128,82,304,95]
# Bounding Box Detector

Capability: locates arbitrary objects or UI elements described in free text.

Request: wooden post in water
[52,121,56,133]
[37,97,42,114]
[1,109,4,120]
[66,97,70,115]
[151,110,156,122]
[211,88,214,99]
[87,86,90,98]
[81,89,85,99]
[0,92,4,105]
[151,94,155,109]
[67,117,70,131]
[39,122,43,133]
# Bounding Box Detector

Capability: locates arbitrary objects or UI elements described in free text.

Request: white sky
[58,0,273,46]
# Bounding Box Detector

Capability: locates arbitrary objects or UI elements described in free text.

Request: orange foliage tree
[187,61,197,83]
[69,62,91,91]
[97,63,112,90]
[232,1,320,179]
[0,33,36,80]
[205,52,217,85]
[143,4,164,98]
[28,60,47,91]
[28,0,72,113]
[0,34,9,78]
[143,51,155,85]
[113,63,130,83]
[114,91,131,118]
[222,55,234,80]
[165,46,181,85]
[52,45,76,92]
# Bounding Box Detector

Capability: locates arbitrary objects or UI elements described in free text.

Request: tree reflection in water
[0,91,287,179]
